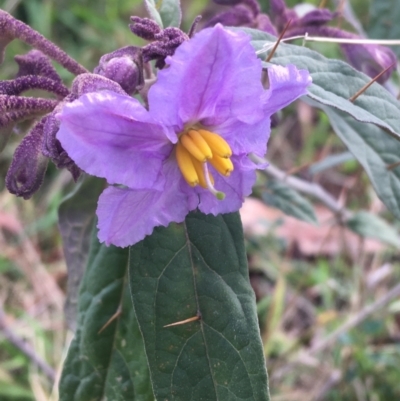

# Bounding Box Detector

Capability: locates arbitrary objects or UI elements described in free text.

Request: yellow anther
[209,154,234,176]
[176,142,199,186]
[191,157,214,189]
[180,133,210,162]
[187,130,212,159]
[198,129,232,158]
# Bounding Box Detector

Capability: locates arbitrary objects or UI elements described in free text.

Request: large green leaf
[243,28,400,142]
[58,176,104,330]
[262,180,318,224]
[347,211,400,248]
[144,0,181,28]
[129,211,270,401]
[59,229,153,401]
[368,0,400,57]
[307,99,400,220]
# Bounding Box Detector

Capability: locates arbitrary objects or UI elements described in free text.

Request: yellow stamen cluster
[175,129,233,189]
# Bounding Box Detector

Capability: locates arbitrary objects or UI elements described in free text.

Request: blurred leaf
[159,0,182,28]
[58,176,104,331]
[258,0,270,14]
[262,180,318,224]
[129,211,270,401]
[144,0,181,28]
[245,29,400,142]
[143,0,163,27]
[59,229,153,401]
[263,275,286,356]
[0,381,34,398]
[309,152,354,175]
[347,211,399,248]
[307,100,400,221]
[368,0,400,57]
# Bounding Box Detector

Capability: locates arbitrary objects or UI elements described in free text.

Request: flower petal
[262,64,312,116]
[209,64,311,157]
[193,155,257,215]
[97,160,191,247]
[57,91,173,190]
[211,114,272,157]
[148,24,265,129]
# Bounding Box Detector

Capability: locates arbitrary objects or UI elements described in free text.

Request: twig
[309,281,400,355]
[254,156,352,220]
[256,35,400,55]
[0,307,56,382]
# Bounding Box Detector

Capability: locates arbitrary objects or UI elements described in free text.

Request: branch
[309,280,400,355]
[254,156,352,220]
[0,307,56,382]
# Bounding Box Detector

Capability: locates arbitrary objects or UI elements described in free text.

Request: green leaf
[144,0,182,28]
[243,28,400,142]
[262,180,318,224]
[58,176,104,330]
[143,0,163,27]
[306,98,400,220]
[368,0,400,57]
[129,211,270,401]
[158,0,181,28]
[59,229,153,401]
[347,211,400,248]
[309,152,354,175]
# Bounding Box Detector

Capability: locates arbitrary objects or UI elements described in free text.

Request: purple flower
[56,25,311,247]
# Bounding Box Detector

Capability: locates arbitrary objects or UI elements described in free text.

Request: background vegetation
[0,0,399,400]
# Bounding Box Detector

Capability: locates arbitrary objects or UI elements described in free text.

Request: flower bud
[6,118,48,199]
[94,47,144,95]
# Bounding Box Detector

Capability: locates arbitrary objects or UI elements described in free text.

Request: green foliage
[59,228,153,401]
[240,29,400,220]
[262,180,318,224]
[368,0,400,57]
[311,102,400,220]
[144,0,182,28]
[248,29,400,142]
[58,177,105,329]
[129,211,270,401]
[347,211,400,248]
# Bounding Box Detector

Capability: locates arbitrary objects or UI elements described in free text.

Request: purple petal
[262,64,311,116]
[148,24,265,129]
[97,160,190,247]
[192,155,257,215]
[210,115,272,157]
[215,64,310,157]
[57,91,174,190]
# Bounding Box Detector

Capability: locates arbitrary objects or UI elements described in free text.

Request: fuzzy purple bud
[70,73,127,97]
[42,106,81,181]
[15,50,62,83]
[214,0,260,16]
[94,46,144,94]
[205,5,255,29]
[42,74,128,181]
[129,17,161,40]
[130,17,188,68]
[6,118,48,199]
[0,75,69,98]
[0,95,58,151]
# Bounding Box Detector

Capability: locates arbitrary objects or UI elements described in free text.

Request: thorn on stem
[349,61,396,103]
[98,306,122,334]
[387,161,400,171]
[266,19,292,63]
[164,313,201,328]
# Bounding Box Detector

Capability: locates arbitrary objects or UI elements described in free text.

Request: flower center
[175,128,233,200]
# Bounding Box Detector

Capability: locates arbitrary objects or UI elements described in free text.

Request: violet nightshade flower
[56,25,311,247]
